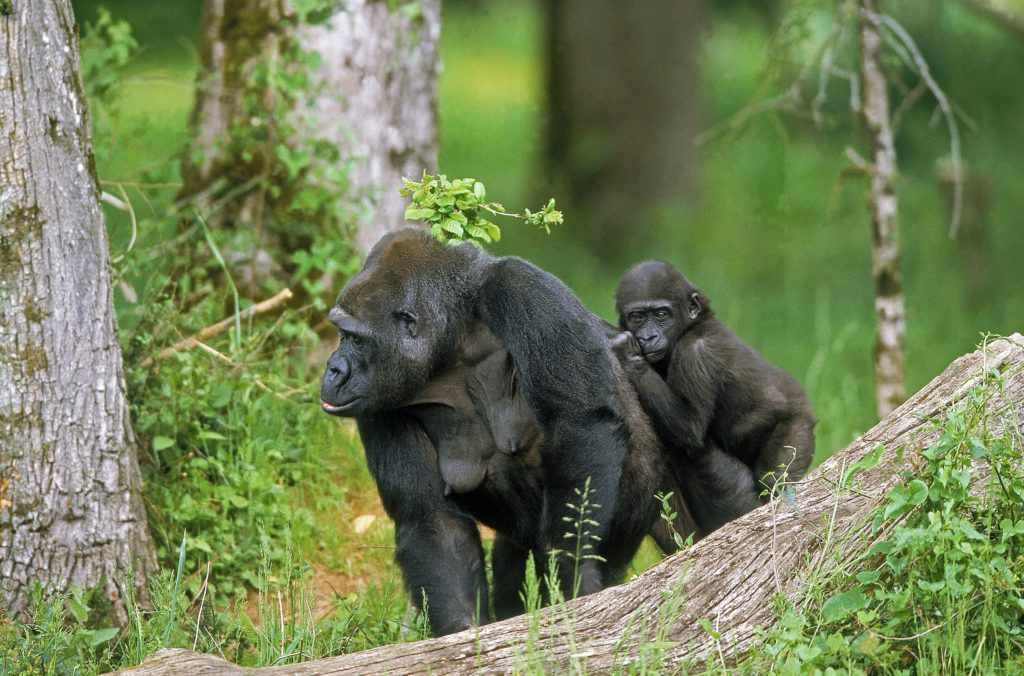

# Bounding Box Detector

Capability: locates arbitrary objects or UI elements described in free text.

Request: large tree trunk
[0,0,156,621]
[859,0,907,419]
[116,334,1024,673]
[181,0,440,265]
[545,0,702,262]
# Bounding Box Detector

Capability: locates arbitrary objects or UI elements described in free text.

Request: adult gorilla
[320,229,690,636]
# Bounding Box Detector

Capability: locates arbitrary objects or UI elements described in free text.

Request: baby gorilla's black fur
[614,261,817,535]
[321,230,693,636]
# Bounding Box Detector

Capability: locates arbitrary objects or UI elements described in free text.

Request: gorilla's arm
[612,333,721,458]
[357,414,488,635]
[477,258,628,595]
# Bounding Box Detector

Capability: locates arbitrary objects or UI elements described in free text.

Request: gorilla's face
[615,260,706,367]
[621,301,676,365]
[320,300,432,417]
[320,229,472,417]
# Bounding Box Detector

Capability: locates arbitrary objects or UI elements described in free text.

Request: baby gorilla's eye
[654,310,670,320]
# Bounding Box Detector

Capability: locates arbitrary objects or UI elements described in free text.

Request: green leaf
[698,617,721,640]
[89,627,120,647]
[403,206,436,221]
[841,443,884,486]
[907,479,929,505]
[959,521,985,540]
[67,597,90,624]
[821,589,869,623]
[440,219,464,237]
[152,436,175,452]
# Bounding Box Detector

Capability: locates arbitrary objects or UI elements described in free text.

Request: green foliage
[0,584,120,674]
[80,7,139,105]
[176,0,361,309]
[655,491,694,551]
[0,544,420,674]
[400,171,562,245]
[553,477,607,599]
[750,357,1024,673]
[124,332,326,596]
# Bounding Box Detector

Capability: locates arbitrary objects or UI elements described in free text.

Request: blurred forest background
[4,0,1023,669]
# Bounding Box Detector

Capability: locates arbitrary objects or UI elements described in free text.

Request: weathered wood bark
[859,0,907,419]
[115,334,1024,673]
[0,0,156,620]
[182,0,440,259]
[545,0,702,262]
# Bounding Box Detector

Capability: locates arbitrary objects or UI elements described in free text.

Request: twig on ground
[139,288,293,368]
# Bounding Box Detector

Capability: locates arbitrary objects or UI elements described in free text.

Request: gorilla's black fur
[614,261,817,534]
[321,230,692,635]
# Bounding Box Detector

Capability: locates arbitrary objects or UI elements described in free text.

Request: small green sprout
[400,171,563,245]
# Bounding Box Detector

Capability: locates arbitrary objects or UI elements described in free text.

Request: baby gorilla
[614,261,816,531]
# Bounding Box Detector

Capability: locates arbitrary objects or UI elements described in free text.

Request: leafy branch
[400,172,563,245]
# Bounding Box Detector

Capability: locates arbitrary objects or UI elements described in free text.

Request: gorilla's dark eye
[350,333,364,347]
[628,311,644,323]
[654,310,670,320]
[395,310,418,337]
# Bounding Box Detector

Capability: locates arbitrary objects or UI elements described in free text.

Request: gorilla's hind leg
[491,534,531,620]
[754,415,816,498]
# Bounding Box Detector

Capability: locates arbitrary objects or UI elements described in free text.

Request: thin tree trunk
[115,334,1024,673]
[0,0,155,621]
[859,0,907,419]
[545,0,702,261]
[181,0,440,263]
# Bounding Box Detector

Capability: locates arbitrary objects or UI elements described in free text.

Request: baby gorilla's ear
[687,292,702,320]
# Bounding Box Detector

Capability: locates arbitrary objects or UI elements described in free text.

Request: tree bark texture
[182,0,440,258]
[115,335,1024,674]
[301,0,440,254]
[545,0,701,261]
[0,0,155,619]
[859,0,907,420]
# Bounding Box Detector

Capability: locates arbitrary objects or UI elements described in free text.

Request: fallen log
[116,334,1024,675]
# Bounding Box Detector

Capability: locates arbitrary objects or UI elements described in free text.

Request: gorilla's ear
[687,292,702,320]
[396,310,418,338]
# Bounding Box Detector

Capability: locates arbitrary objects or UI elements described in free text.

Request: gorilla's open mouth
[321,397,360,415]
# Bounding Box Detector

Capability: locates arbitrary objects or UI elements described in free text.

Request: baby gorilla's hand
[610,331,646,375]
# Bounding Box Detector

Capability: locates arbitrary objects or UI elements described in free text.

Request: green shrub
[751,357,1024,674]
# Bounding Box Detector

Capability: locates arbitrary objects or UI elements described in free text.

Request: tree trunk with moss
[0,0,155,621]
[181,0,440,274]
[114,335,1024,673]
